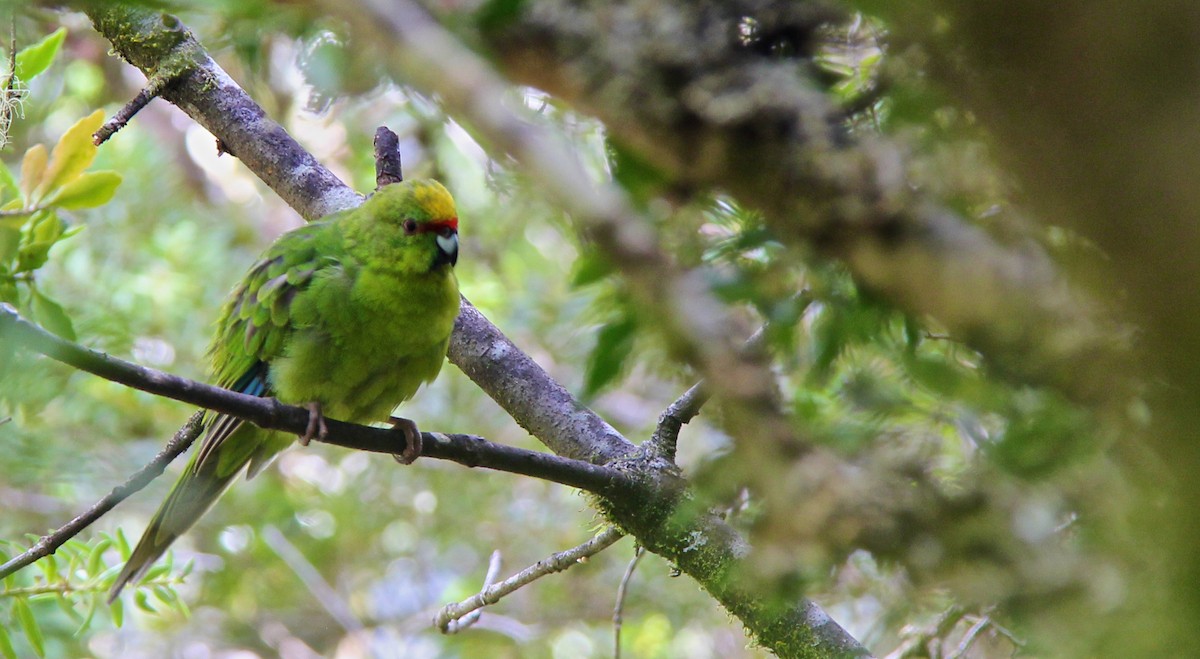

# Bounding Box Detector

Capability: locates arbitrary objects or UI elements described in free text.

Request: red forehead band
[420,217,458,233]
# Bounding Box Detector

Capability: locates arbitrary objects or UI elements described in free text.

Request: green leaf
[569,252,613,288]
[475,0,526,31]
[0,161,17,204]
[38,553,58,582]
[34,110,105,202]
[18,144,47,204]
[0,211,29,231]
[73,595,98,637]
[12,597,44,658]
[14,208,63,273]
[45,171,121,210]
[86,538,113,577]
[152,585,177,604]
[582,313,638,397]
[15,211,63,272]
[134,589,156,613]
[0,624,16,659]
[0,226,18,265]
[30,289,75,341]
[14,28,66,82]
[115,529,130,558]
[608,139,667,206]
[143,563,171,582]
[55,594,83,624]
[109,597,123,628]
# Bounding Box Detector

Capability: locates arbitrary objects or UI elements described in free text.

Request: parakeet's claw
[389,415,422,464]
[299,402,328,446]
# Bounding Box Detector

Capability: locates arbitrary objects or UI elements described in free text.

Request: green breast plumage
[271,263,460,422]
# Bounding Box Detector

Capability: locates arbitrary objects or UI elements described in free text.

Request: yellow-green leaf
[73,595,99,637]
[19,144,47,204]
[34,110,105,202]
[12,597,44,658]
[109,597,123,628]
[0,213,29,231]
[30,289,75,341]
[55,594,83,625]
[134,589,156,613]
[86,538,113,576]
[115,529,130,558]
[15,211,63,273]
[0,161,18,201]
[14,28,66,82]
[0,623,16,659]
[46,171,122,210]
[0,226,18,265]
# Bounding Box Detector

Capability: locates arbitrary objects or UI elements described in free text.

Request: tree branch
[440,549,502,633]
[0,303,639,498]
[475,0,1121,404]
[0,412,202,581]
[434,526,626,632]
[92,71,173,146]
[88,6,362,220]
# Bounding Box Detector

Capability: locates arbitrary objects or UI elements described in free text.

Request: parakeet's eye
[402,219,418,235]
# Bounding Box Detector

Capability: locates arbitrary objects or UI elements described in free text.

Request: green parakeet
[108,179,461,601]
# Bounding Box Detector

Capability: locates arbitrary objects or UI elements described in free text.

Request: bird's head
[358,179,459,273]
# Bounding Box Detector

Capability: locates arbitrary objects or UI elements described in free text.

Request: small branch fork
[645,321,779,462]
[439,549,502,633]
[0,413,203,580]
[434,526,626,632]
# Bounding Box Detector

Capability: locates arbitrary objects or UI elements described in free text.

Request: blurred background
[3,1,1191,657]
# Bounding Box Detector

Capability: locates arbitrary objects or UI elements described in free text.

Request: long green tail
[107,415,261,602]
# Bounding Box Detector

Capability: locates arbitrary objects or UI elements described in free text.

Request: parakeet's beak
[435,227,458,268]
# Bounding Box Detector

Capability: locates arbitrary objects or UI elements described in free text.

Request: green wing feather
[108,221,342,601]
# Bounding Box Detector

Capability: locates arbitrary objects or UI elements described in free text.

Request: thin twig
[947,615,990,659]
[374,126,404,188]
[0,203,49,217]
[262,525,363,633]
[987,617,1025,650]
[444,549,503,633]
[644,381,709,462]
[0,413,202,580]
[434,526,625,632]
[0,304,640,497]
[884,605,967,659]
[644,318,784,461]
[613,544,645,659]
[93,73,174,146]
[0,13,17,148]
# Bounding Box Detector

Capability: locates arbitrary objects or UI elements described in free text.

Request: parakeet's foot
[389,415,422,464]
[299,402,328,446]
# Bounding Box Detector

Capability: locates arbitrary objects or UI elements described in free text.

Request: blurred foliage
[0,4,1111,659]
